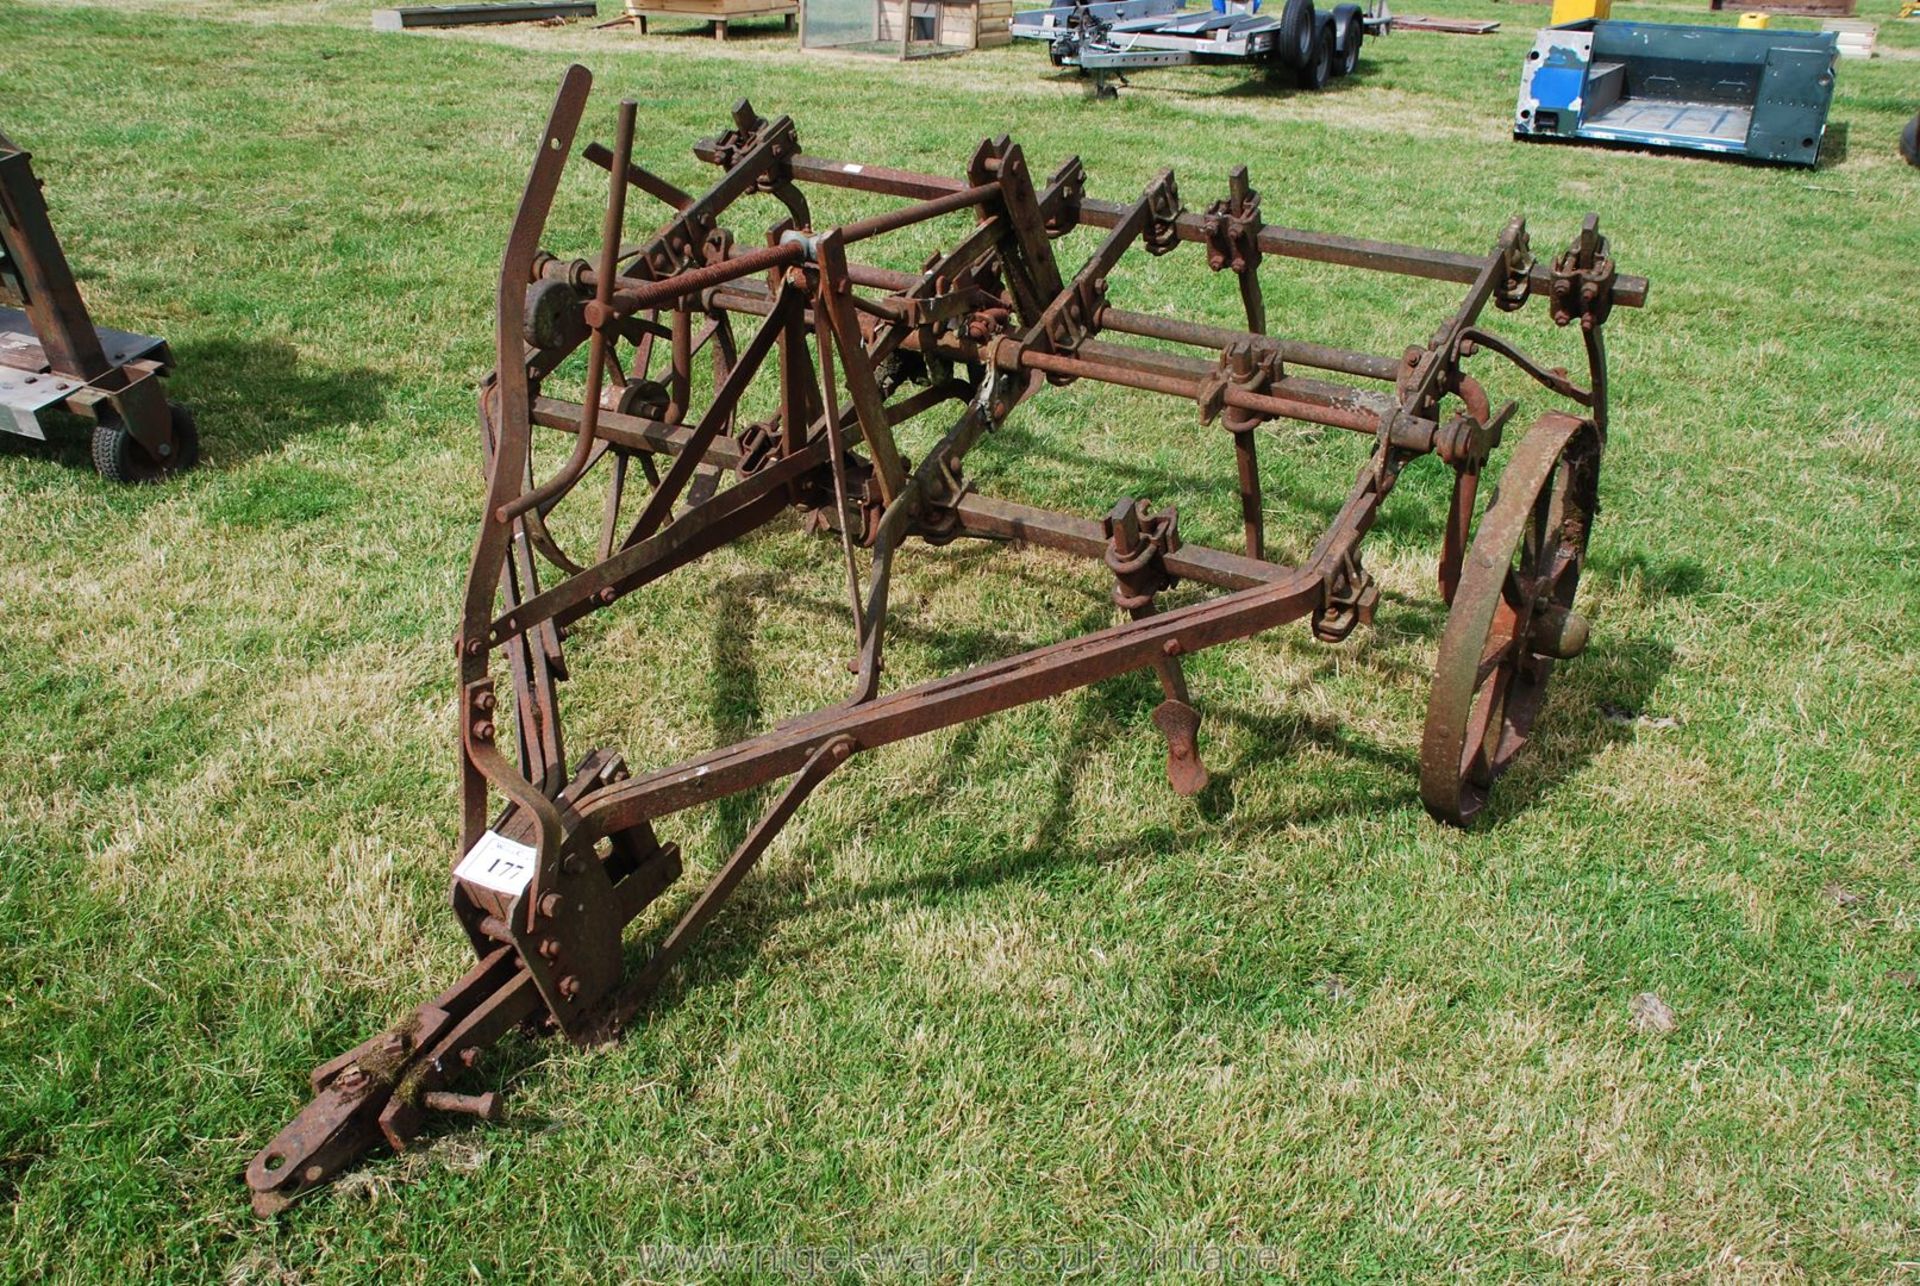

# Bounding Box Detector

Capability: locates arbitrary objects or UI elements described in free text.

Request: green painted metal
[1514,19,1839,167]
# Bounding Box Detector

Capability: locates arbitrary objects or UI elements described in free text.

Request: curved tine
[1583,324,1609,437]
[479,380,587,577]
[1460,326,1593,406]
[772,180,811,231]
[502,97,638,525]
[598,448,630,563]
[812,306,867,646]
[1437,465,1479,605]
[523,502,587,578]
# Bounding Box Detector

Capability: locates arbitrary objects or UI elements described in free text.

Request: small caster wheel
[92,400,199,483]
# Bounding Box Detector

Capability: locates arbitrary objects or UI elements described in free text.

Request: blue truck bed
[1514,20,1839,167]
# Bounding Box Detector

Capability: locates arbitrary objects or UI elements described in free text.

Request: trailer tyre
[1279,0,1316,68]
[1298,20,1333,89]
[93,401,199,483]
[1330,2,1362,74]
[1902,111,1919,167]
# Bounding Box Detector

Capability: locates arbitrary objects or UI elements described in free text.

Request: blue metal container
[1514,19,1839,167]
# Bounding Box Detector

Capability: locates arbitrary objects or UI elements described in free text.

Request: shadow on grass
[380,592,1675,1172]
[708,570,776,850]
[1816,121,1848,169]
[3,338,388,478]
[1217,59,1382,100]
[1483,631,1677,828]
[985,421,1408,538]
[0,341,387,510]
[171,338,389,468]
[1589,547,1708,600]
[1042,57,1378,103]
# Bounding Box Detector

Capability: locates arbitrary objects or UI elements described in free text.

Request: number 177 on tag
[453,830,539,897]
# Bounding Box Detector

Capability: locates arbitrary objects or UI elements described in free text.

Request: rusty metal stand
[247,66,1646,1215]
[0,132,195,481]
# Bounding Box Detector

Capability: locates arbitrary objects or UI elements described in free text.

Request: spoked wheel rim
[1421,413,1600,827]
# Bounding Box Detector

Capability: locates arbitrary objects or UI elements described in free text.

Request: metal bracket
[1550,215,1615,331]
[1202,168,1262,276]
[1143,173,1184,256]
[1104,497,1181,611]
[1202,339,1284,428]
[1312,551,1379,643]
[1496,224,1535,313]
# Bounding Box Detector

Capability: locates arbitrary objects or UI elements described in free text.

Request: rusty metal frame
[0,131,194,479]
[248,66,1646,1214]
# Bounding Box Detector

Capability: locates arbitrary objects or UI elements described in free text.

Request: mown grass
[1,0,1915,1278]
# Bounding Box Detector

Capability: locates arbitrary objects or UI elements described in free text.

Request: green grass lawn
[2,0,1916,1277]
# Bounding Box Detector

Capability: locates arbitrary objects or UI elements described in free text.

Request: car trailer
[1013,0,1386,95]
[0,132,196,480]
[246,67,1645,1215]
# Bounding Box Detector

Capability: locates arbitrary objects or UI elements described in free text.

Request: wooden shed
[874,0,1011,48]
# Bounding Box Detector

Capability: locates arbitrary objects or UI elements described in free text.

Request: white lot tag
[454,830,538,897]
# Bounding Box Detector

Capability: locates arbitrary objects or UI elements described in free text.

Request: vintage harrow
[248,66,1644,1214]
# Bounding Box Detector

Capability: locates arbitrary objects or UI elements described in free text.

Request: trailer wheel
[92,401,199,483]
[1334,27,1362,75]
[1902,111,1919,167]
[1336,8,1367,73]
[1279,0,1316,68]
[1330,2,1362,74]
[1420,415,1600,828]
[1298,21,1333,90]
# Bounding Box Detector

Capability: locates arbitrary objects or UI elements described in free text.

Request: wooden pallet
[1823,18,1876,56]
[372,1,597,29]
[1708,0,1855,15]
[617,0,796,38]
[1390,13,1499,33]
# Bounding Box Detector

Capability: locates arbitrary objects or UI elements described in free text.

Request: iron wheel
[1419,414,1601,827]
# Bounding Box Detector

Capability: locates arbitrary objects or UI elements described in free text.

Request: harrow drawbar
[249,65,1643,1214]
